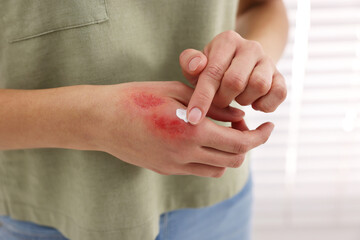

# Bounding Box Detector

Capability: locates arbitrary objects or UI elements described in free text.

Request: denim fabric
[155,176,253,240]
[0,216,69,240]
[0,177,252,240]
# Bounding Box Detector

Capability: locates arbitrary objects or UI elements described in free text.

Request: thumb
[179,49,207,85]
[243,122,275,147]
[232,119,250,131]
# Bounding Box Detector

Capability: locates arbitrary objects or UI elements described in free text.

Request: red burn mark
[132,92,165,109]
[152,115,187,137]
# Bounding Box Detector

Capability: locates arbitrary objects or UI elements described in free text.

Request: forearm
[235,0,289,62]
[0,85,99,150]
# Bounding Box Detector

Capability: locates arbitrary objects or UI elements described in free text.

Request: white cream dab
[176,108,188,123]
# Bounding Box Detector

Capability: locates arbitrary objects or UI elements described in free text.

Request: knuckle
[267,106,277,113]
[274,84,287,102]
[250,74,270,94]
[261,102,276,113]
[220,30,240,42]
[246,40,264,55]
[205,64,224,81]
[224,72,246,92]
[248,40,262,51]
[254,98,277,113]
[264,55,275,65]
[195,89,213,104]
[232,141,248,154]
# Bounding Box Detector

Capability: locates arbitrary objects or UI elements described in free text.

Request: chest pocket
[1,0,109,43]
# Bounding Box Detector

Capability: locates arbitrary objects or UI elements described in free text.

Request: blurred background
[243,0,360,239]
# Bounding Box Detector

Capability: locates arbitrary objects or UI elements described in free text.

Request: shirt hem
[0,175,248,240]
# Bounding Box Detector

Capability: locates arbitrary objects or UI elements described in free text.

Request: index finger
[186,43,236,125]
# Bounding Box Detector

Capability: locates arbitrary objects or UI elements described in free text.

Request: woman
[0,0,288,239]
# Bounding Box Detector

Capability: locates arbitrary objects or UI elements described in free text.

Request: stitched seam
[9,0,109,43]
[103,0,110,19]
[9,18,109,43]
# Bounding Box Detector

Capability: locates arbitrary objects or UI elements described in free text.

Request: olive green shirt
[0,1,249,239]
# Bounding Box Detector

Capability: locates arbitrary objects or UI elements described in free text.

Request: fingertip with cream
[188,107,202,125]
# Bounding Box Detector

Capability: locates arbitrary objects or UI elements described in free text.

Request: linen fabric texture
[0,0,250,239]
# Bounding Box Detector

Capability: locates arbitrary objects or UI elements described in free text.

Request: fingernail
[188,108,202,125]
[189,57,202,72]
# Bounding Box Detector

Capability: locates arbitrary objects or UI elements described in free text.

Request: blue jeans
[0,177,252,240]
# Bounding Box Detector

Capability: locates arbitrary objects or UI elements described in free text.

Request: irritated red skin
[132,92,165,109]
[151,114,187,137]
[131,91,190,138]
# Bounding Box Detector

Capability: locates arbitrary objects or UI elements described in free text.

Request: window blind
[245,1,360,239]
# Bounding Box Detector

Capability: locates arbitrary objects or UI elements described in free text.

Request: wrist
[64,84,105,151]
[39,84,103,151]
[0,85,100,150]
[76,83,130,153]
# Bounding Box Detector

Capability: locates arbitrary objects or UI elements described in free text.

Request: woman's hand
[0,82,273,178]
[179,30,287,125]
[92,81,274,178]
